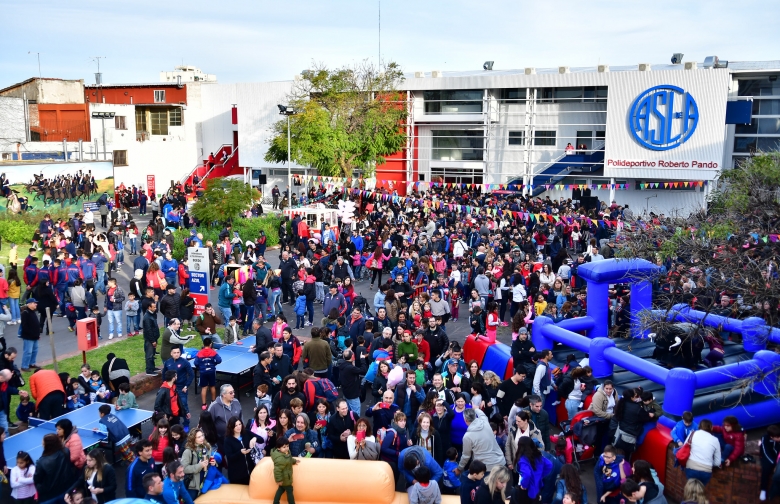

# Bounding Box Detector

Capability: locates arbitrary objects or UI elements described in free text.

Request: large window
[423,90,483,114]
[431,130,484,161]
[733,77,780,155]
[534,130,556,146]
[135,107,182,136]
[135,109,146,132]
[150,110,168,135]
[508,131,525,146]
[537,87,607,103]
[169,107,182,126]
[499,89,527,102]
[113,150,128,166]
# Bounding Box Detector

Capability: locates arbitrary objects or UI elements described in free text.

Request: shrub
[0,220,38,246]
[171,214,282,260]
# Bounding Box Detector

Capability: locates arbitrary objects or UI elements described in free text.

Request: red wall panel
[84,85,187,105]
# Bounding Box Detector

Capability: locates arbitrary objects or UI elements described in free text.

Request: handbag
[676,432,693,465]
[159,276,168,290]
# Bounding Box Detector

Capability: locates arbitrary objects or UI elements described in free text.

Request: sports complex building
[1,58,779,216]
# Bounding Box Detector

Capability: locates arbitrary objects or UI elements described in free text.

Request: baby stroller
[553,410,603,470]
[353,294,373,318]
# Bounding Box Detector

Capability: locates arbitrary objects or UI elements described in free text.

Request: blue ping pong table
[187,335,259,392]
[4,402,153,469]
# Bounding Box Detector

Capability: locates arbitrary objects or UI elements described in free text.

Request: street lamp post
[277,104,296,203]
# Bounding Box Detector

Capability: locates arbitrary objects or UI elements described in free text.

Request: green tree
[190,178,259,225]
[265,61,408,178]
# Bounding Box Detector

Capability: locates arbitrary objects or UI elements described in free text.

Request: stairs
[508,141,605,196]
[181,144,242,187]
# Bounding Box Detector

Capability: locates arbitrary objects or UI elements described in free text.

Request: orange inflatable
[195,457,460,504]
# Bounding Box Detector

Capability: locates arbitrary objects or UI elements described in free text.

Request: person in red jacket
[712,415,745,466]
[178,258,190,287]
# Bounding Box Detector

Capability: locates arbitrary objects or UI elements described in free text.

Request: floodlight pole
[287,114,291,202]
[102,115,107,160]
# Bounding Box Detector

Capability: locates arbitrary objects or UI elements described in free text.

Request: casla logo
[628,85,699,151]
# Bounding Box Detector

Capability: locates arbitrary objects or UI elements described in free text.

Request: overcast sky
[2,0,778,87]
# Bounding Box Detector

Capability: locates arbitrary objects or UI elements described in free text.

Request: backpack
[302,377,339,410]
[376,427,400,459]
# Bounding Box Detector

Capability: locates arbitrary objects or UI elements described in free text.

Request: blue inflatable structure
[530,258,780,431]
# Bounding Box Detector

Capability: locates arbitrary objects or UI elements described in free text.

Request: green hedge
[172,214,282,260]
[0,220,37,246]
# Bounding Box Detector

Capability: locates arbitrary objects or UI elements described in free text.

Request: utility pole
[91,56,106,103]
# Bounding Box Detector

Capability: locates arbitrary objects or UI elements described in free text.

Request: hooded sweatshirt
[457,409,505,472]
[408,481,442,504]
[194,347,223,374]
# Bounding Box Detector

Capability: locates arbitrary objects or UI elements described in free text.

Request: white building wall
[90,92,200,191]
[0,97,26,153]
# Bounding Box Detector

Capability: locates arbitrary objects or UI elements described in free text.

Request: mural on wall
[0,161,114,214]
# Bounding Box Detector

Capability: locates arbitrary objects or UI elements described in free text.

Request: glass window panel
[739,79,780,97]
[757,137,780,151]
[424,90,482,114]
[733,137,756,152]
[539,88,554,103]
[169,107,182,126]
[508,131,525,145]
[758,118,780,135]
[757,99,780,116]
[555,88,583,101]
[735,120,758,134]
[500,89,526,101]
[150,110,168,135]
[431,130,484,160]
[534,130,556,146]
[135,109,147,132]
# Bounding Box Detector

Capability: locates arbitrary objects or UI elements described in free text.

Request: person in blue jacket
[162,460,195,504]
[161,251,179,288]
[514,436,553,503]
[593,445,624,504]
[671,411,698,455]
[399,445,443,488]
[367,390,400,432]
[218,276,236,324]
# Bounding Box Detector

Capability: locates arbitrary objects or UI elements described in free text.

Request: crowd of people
[1,181,779,504]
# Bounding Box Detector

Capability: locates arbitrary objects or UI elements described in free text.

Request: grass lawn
[8,326,202,423]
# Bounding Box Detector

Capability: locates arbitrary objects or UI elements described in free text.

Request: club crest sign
[628,85,699,151]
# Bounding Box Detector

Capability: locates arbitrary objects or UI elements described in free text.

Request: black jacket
[158,292,181,320]
[20,307,41,341]
[615,399,652,437]
[154,384,184,418]
[337,357,367,400]
[270,354,293,383]
[223,434,255,484]
[79,463,117,504]
[511,338,535,365]
[35,448,79,501]
[327,411,357,459]
[430,410,454,456]
[143,310,160,343]
[253,362,274,390]
[254,327,275,356]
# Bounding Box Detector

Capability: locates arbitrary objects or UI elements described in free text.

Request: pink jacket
[368,253,391,270]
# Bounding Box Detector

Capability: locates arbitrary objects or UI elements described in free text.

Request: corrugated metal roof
[85,83,185,88]
[404,60,780,80]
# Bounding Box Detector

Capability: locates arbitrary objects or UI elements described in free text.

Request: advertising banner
[147,174,156,197]
[188,247,210,316]
[603,69,730,179]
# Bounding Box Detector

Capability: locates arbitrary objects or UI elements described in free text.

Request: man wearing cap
[159,284,181,328]
[323,284,347,318]
[511,327,535,367]
[20,297,41,371]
